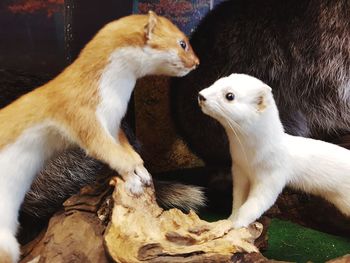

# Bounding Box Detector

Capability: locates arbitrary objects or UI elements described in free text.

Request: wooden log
[105,178,264,263]
[20,176,276,263]
[326,254,350,263]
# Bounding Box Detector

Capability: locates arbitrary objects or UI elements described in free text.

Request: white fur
[199,73,350,228]
[97,47,187,137]
[97,46,190,193]
[0,229,19,263]
[97,48,137,137]
[0,43,191,262]
[0,121,68,262]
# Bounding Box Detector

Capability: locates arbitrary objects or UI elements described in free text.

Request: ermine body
[198,74,350,228]
[0,12,199,263]
[171,0,350,166]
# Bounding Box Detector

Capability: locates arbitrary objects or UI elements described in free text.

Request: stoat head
[141,11,200,77]
[198,74,273,127]
[86,11,199,78]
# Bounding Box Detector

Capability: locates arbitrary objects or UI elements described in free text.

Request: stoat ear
[144,10,158,40]
[257,88,269,112]
[263,84,272,92]
[257,94,266,112]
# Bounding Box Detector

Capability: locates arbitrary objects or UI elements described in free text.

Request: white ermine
[198,73,350,228]
[0,11,199,263]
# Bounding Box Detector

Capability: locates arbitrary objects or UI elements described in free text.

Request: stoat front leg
[231,171,286,228]
[69,116,149,194]
[118,129,152,193]
[229,166,250,220]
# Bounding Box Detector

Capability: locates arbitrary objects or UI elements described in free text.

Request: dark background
[0,0,133,75]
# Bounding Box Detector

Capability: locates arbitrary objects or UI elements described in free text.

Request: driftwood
[20,176,274,263]
[105,178,262,263]
[326,254,350,263]
[20,178,113,263]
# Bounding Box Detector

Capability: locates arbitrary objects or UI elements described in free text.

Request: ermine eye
[179,40,187,50]
[225,92,235,101]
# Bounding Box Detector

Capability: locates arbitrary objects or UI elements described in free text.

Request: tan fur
[118,130,140,160]
[0,250,12,263]
[0,12,198,167]
[145,12,199,68]
[257,95,267,112]
[0,12,199,263]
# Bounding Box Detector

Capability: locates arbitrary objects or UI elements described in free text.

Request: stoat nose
[198,93,206,102]
[194,57,200,68]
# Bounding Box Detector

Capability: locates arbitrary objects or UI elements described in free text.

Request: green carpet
[200,214,350,262]
[264,219,350,263]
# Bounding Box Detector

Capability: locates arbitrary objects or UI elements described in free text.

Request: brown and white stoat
[0,11,199,263]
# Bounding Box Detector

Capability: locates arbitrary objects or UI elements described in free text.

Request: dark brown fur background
[171,0,350,166]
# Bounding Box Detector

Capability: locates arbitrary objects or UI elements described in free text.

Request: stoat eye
[225,92,235,101]
[179,40,187,50]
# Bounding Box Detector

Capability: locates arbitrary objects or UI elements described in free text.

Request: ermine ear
[263,84,272,92]
[257,89,268,112]
[145,10,158,40]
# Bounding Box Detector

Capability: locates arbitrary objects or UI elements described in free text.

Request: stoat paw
[135,165,152,186]
[232,220,248,229]
[229,215,249,229]
[125,175,144,196]
[228,214,235,222]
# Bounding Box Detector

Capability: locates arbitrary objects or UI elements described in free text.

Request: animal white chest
[96,80,134,136]
[96,51,137,137]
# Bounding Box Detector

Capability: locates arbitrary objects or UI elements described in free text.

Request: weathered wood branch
[105,178,263,263]
[20,176,274,263]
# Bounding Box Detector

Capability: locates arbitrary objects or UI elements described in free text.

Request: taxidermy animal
[0,71,205,230]
[171,0,350,166]
[21,125,205,221]
[198,73,350,228]
[0,11,199,263]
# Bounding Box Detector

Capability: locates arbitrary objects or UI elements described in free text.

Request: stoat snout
[198,93,206,103]
[198,91,213,117]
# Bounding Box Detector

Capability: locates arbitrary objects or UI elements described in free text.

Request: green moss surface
[200,213,350,263]
[264,219,350,263]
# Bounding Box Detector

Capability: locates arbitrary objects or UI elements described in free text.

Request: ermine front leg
[231,172,285,228]
[118,129,152,193]
[229,166,250,220]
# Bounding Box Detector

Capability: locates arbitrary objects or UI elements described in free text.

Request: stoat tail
[0,229,19,263]
[154,180,206,212]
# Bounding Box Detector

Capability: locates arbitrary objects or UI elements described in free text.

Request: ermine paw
[228,214,235,222]
[125,176,143,195]
[232,220,249,229]
[135,165,152,186]
[229,215,250,229]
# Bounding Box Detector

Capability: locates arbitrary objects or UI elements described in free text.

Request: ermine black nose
[198,93,206,102]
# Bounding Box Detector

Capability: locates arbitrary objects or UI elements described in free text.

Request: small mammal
[22,141,206,221]
[0,71,205,230]
[198,74,350,228]
[171,0,350,166]
[20,145,205,245]
[0,11,199,263]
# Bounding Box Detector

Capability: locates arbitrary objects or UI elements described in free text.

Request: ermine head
[198,74,273,127]
[85,11,199,78]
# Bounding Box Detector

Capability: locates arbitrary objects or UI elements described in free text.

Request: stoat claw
[125,176,143,195]
[135,165,152,186]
